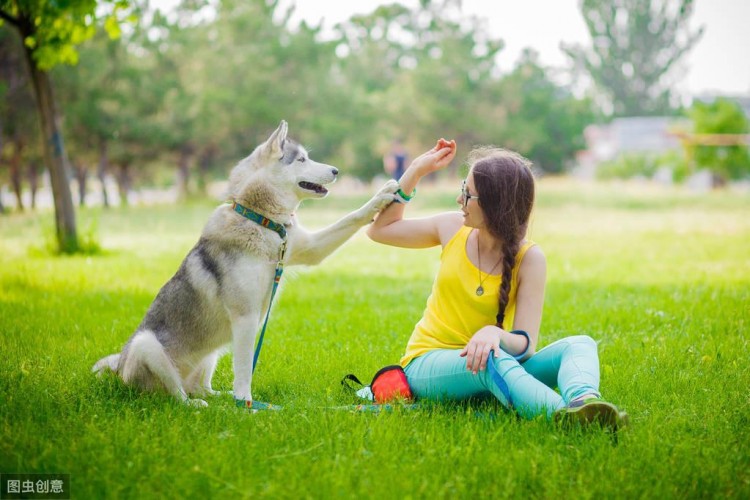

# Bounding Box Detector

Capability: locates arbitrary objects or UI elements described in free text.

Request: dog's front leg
[231,313,260,403]
[287,180,399,266]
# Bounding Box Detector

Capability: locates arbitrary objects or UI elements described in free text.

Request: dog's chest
[216,252,278,315]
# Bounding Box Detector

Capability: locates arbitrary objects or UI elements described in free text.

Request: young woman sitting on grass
[367,139,628,428]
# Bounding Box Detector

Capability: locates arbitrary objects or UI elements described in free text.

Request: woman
[367,139,627,428]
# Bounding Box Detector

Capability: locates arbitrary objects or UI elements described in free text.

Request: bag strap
[369,364,405,384]
[341,373,366,394]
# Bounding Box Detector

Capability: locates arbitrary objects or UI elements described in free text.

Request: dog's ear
[264,120,288,160]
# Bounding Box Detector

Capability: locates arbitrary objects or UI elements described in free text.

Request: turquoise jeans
[403,335,601,419]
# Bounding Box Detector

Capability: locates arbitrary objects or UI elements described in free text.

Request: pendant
[476,286,484,296]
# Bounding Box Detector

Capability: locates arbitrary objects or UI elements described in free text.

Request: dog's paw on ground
[186,398,209,408]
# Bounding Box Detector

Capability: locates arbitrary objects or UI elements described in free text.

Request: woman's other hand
[459,325,502,374]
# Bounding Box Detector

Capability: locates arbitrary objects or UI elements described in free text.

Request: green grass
[1,179,749,498]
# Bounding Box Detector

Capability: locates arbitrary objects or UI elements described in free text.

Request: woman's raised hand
[409,138,457,175]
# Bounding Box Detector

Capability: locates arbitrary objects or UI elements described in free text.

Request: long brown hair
[470,147,535,328]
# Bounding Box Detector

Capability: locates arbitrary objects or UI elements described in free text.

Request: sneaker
[554,397,629,430]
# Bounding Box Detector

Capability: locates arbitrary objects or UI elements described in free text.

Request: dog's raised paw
[374,194,396,211]
[379,179,400,195]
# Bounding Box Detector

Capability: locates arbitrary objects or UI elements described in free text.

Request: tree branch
[0,8,20,27]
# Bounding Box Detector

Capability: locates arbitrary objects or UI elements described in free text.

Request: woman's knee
[564,335,598,349]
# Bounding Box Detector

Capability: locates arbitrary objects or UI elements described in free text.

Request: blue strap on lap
[486,331,531,408]
[487,351,513,408]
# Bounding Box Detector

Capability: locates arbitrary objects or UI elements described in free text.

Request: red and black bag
[341,365,413,403]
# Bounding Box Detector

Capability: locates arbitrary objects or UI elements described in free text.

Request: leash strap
[488,349,514,408]
[235,399,283,411]
[252,240,287,373]
[227,200,288,374]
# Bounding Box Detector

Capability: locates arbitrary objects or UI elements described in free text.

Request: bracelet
[509,329,531,361]
[394,187,416,204]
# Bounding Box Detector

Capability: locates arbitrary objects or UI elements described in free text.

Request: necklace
[475,231,503,296]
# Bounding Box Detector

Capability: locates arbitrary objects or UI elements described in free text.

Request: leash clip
[278,239,288,263]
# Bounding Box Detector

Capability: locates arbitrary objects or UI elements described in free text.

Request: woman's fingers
[463,342,499,373]
[479,344,493,372]
[464,343,477,371]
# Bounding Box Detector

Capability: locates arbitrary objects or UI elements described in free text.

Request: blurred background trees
[688,99,750,182]
[0,0,133,251]
[0,0,746,250]
[563,0,704,116]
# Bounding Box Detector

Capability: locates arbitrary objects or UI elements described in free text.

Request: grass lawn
[1,179,748,498]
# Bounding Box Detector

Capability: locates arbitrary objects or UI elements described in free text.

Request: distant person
[367,139,628,428]
[383,139,408,180]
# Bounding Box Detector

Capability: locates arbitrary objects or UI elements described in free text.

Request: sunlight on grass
[1,180,748,497]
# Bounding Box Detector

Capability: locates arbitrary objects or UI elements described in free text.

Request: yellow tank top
[400,225,535,367]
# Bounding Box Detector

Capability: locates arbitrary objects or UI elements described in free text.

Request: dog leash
[253,238,287,372]
[230,201,287,373]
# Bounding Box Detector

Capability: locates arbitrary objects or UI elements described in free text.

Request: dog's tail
[92,353,121,377]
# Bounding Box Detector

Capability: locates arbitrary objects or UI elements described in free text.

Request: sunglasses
[460,179,480,207]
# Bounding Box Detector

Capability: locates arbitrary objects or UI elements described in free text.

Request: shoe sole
[556,401,629,430]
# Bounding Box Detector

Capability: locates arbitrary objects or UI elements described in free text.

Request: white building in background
[574,95,750,182]
[573,116,687,180]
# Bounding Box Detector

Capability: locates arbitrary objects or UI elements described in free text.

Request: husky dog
[93,121,399,406]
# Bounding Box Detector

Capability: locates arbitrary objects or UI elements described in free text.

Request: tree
[0,0,129,252]
[563,0,703,116]
[0,26,38,210]
[332,0,507,177]
[498,50,597,173]
[688,99,750,182]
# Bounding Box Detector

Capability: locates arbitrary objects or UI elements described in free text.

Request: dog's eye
[297,157,306,163]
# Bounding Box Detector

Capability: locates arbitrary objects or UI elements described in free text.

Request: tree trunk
[9,141,24,211]
[74,161,87,207]
[22,44,78,252]
[29,162,39,209]
[116,162,131,206]
[97,142,110,208]
[197,146,216,196]
[177,145,193,200]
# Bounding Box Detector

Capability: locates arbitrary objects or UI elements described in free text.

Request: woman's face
[456,171,485,229]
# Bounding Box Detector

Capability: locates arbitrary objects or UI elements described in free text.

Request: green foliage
[0,0,609,238]
[1,183,749,497]
[597,153,659,180]
[657,149,691,182]
[596,149,691,182]
[36,216,102,256]
[564,0,704,116]
[688,98,750,181]
[498,50,597,173]
[0,0,129,69]
[14,0,598,192]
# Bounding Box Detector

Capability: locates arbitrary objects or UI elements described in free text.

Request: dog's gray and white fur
[93,121,399,406]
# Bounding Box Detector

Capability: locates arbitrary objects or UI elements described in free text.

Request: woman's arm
[460,245,547,373]
[507,245,546,358]
[367,139,458,248]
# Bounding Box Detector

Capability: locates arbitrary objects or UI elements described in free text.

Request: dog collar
[230,201,287,240]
